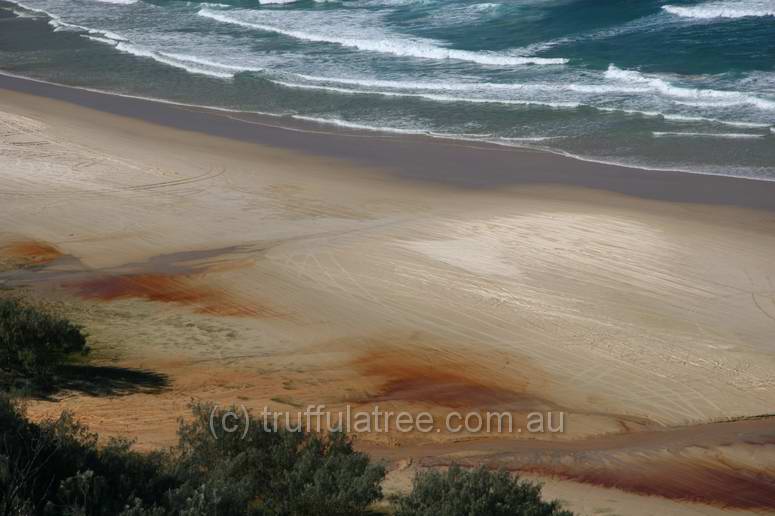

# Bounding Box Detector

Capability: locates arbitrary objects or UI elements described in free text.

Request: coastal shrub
[0,394,174,516]
[0,298,89,386]
[168,402,386,516]
[393,465,573,516]
[1,395,572,516]
[0,397,386,516]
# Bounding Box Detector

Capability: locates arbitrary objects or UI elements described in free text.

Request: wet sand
[3,72,775,209]
[2,75,775,515]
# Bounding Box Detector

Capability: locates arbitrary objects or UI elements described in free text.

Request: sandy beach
[2,74,775,515]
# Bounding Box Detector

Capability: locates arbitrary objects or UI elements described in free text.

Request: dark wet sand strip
[2,72,775,211]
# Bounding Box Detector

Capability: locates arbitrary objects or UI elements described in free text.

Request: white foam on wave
[605,65,775,110]
[93,0,137,4]
[271,79,581,108]
[83,35,118,45]
[292,115,559,143]
[158,51,263,73]
[496,136,564,142]
[114,42,234,78]
[7,0,129,42]
[294,73,648,94]
[652,131,766,139]
[596,106,770,129]
[80,32,253,80]
[283,73,772,127]
[197,7,567,66]
[292,115,433,134]
[7,0,269,80]
[259,0,298,4]
[662,0,775,19]
[281,73,772,127]
[7,0,52,15]
[7,7,39,17]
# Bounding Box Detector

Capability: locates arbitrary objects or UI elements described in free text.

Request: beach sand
[2,76,775,514]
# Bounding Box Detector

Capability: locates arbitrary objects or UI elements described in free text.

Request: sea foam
[662,0,775,19]
[197,7,566,66]
[114,42,235,78]
[272,79,581,108]
[605,65,775,110]
[294,73,649,94]
[10,1,129,42]
[93,0,138,4]
[652,131,766,139]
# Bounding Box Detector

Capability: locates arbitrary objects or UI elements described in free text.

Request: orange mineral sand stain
[68,272,278,318]
[352,345,546,409]
[526,451,775,510]
[2,240,63,266]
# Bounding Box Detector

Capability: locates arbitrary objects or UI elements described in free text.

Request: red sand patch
[69,273,279,318]
[526,452,775,510]
[352,346,546,409]
[2,241,62,266]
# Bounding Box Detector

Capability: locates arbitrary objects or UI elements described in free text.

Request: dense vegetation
[0,299,573,515]
[0,398,385,516]
[0,298,89,388]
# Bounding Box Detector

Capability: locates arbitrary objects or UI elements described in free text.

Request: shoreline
[2,71,775,211]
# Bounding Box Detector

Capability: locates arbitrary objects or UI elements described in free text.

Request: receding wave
[271,79,581,108]
[663,1,775,19]
[292,115,434,134]
[9,1,129,41]
[292,115,559,144]
[279,72,772,128]
[39,15,261,80]
[652,131,767,139]
[605,65,775,110]
[197,7,567,66]
[294,73,648,94]
[112,43,236,78]
[158,51,263,73]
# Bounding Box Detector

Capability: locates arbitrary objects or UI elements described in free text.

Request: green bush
[0,299,89,385]
[168,402,386,516]
[0,397,385,516]
[393,465,573,516]
[0,395,174,516]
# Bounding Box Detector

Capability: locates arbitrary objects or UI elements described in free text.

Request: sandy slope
[1,87,775,514]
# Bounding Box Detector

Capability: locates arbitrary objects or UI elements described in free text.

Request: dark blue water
[1,0,774,178]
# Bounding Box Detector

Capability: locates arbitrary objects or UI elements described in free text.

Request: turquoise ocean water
[1,0,773,178]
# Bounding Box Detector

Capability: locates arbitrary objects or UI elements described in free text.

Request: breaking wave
[197,7,567,66]
[662,0,775,19]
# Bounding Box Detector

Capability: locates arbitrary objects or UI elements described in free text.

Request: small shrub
[0,299,89,386]
[393,465,573,516]
[0,394,174,516]
[169,402,386,516]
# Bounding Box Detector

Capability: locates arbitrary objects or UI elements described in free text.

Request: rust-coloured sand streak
[69,272,274,317]
[1,240,63,266]
[525,453,775,510]
[353,347,544,409]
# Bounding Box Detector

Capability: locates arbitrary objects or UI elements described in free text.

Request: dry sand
[1,80,775,515]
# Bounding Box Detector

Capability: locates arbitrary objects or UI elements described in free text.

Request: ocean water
[0,0,773,179]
